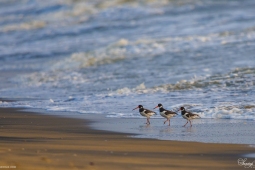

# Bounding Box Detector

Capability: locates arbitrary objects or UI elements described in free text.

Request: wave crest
[0,21,46,32]
[51,39,129,71]
[115,83,147,95]
[153,67,255,92]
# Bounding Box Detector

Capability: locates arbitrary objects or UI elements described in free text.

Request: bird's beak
[132,106,139,111]
[153,106,159,109]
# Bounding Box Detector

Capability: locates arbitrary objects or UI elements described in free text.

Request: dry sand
[0,108,253,170]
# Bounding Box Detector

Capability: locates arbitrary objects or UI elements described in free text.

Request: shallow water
[23,108,255,144]
[0,0,255,121]
[91,117,255,144]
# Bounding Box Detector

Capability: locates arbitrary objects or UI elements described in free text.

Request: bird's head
[154,103,163,109]
[132,105,143,110]
[180,107,185,111]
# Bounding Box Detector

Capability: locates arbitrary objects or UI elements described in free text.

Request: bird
[154,103,177,126]
[132,105,157,124]
[179,107,200,127]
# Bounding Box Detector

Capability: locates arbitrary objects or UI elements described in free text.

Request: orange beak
[153,106,159,109]
[132,106,139,111]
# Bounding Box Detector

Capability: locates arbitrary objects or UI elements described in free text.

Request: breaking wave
[50,39,129,71]
[201,104,255,120]
[0,21,46,32]
[153,67,255,92]
[110,67,255,95]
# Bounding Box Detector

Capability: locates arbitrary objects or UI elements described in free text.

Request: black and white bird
[154,103,177,126]
[180,107,200,127]
[132,105,157,124]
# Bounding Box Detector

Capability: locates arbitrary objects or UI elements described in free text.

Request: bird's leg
[183,120,188,127]
[189,120,192,127]
[168,119,170,126]
[147,118,150,125]
[164,119,167,124]
[145,118,148,124]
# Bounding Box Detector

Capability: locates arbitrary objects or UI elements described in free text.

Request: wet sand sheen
[0,108,253,170]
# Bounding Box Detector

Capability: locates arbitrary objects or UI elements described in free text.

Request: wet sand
[0,108,253,170]
[89,115,255,144]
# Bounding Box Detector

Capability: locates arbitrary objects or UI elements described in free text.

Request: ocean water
[0,0,255,121]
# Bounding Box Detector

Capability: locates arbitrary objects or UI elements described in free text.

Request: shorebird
[154,103,177,126]
[180,107,200,127]
[132,105,156,124]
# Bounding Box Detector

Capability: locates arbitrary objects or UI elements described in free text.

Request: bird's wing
[186,111,200,118]
[144,109,157,115]
[165,109,178,115]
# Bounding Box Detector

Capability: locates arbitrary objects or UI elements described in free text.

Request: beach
[1,0,255,169]
[0,108,253,170]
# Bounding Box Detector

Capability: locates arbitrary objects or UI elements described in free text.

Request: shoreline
[21,107,255,145]
[0,107,254,169]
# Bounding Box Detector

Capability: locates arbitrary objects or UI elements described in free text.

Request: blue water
[0,0,255,120]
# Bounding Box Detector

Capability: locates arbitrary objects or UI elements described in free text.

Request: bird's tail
[194,114,201,118]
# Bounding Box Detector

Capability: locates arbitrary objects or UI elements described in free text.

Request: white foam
[0,21,46,32]
[200,105,255,120]
[115,83,147,95]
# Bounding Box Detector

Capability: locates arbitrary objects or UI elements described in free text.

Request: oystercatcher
[180,107,200,127]
[154,103,177,126]
[132,105,156,124]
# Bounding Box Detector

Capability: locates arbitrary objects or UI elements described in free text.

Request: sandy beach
[1,1,255,169]
[0,108,254,170]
